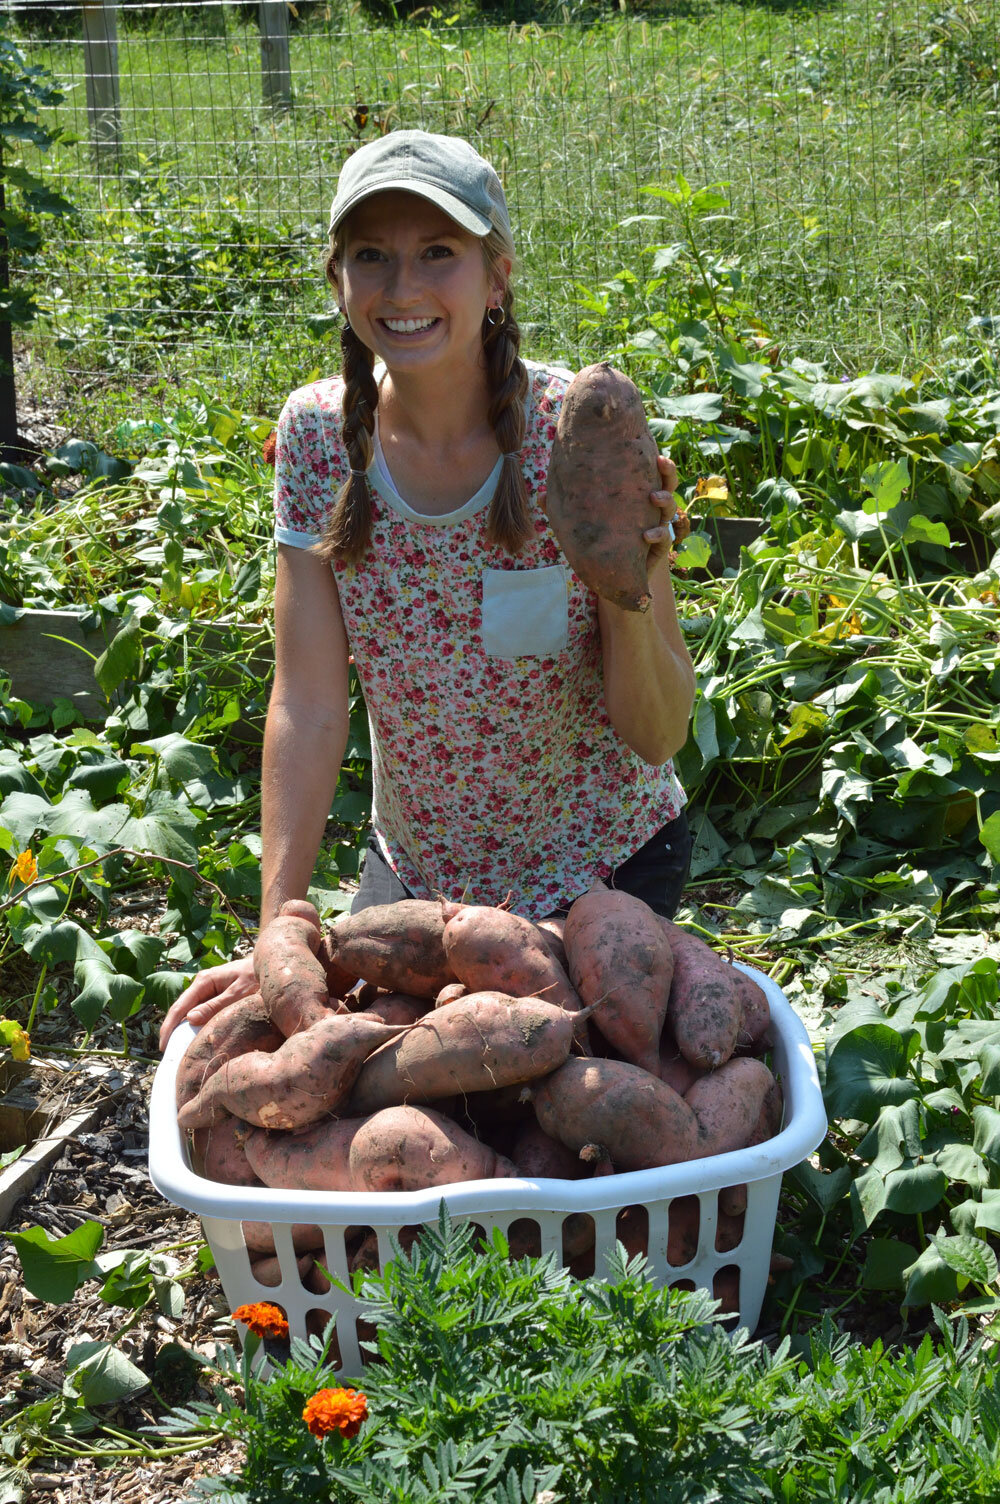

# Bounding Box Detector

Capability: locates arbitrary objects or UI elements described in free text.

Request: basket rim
[149,964,827,1223]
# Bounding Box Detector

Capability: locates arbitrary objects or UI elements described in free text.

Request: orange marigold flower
[232,1301,289,1340]
[262,431,277,466]
[302,1386,369,1440]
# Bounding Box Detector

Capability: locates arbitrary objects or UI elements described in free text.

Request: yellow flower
[9,850,37,888]
[0,1019,30,1062]
[302,1386,369,1439]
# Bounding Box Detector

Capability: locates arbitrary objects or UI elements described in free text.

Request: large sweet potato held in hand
[322,899,455,999]
[177,1012,405,1131]
[564,886,673,1075]
[544,362,661,612]
[532,1057,699,1171]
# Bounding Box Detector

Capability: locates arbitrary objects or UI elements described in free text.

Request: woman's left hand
[644,454,688,571]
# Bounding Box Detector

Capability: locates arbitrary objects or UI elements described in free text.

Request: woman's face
[334,190,508,379]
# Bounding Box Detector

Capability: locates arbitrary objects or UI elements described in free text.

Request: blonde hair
[314,221,530,566]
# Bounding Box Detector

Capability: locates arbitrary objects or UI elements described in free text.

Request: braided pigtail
[314,320,379,566]
[482,285,530,555]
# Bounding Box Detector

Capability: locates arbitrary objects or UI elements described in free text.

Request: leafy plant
[158,1213,1000,1503]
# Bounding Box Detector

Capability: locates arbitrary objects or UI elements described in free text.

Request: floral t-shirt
[273,359,686,920]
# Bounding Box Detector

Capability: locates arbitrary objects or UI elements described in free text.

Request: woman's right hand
[158,954,258,1051]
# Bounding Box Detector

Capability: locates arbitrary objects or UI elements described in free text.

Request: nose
[385,254,423,306]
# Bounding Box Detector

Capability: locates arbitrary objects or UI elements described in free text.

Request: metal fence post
[259,1,292,111]
[82,0,121,161]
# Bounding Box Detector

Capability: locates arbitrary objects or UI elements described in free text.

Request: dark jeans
[350,809,692,920]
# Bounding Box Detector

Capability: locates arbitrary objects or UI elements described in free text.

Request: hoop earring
[485,305,506,328]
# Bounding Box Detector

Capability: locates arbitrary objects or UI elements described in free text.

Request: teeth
[383,317,435,333]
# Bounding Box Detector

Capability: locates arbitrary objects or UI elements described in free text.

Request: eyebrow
[346,226,464,247]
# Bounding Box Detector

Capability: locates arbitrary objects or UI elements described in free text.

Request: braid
[314,321,378,566]
[483,287,531,555]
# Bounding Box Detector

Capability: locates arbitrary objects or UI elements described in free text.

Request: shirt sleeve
[272,381,347,548]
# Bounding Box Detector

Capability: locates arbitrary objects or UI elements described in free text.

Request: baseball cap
[328,130,512,241]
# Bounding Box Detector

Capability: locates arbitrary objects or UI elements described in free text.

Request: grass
[9,0,1000,435]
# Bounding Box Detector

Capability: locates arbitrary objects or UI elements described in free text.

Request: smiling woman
[159,129,696,1046]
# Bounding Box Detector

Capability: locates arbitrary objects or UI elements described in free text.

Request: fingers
[643,522,676,546]
[158,959,257,1050]
[656,452,678,491]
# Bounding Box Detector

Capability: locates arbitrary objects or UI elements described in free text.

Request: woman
[159,130,694,1049]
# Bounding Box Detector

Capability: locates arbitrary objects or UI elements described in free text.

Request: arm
[259,543,352,924]
[597,456,696,766]
[159,545,351,1046]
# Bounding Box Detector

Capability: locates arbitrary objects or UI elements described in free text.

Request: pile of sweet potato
[175,887,781,1292]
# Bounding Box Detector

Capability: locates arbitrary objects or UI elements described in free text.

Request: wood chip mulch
[0,1036,247,1504]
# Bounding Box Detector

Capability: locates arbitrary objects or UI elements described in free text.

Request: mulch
[0,1032,246,1503]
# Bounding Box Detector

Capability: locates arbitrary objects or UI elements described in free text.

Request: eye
[425,243,455,259]
[354,246,384,263]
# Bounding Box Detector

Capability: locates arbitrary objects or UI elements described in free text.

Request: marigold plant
[302,1386,368,1440]
[233,1301,289,1340]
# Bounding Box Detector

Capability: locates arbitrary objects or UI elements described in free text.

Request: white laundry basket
[149,966,826,1374]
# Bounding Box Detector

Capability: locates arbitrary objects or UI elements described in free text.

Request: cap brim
[329,180,492,238]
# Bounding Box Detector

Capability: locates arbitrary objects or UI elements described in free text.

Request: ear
[490,254,513,306]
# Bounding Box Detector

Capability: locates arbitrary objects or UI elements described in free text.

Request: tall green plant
[0,17,75,462]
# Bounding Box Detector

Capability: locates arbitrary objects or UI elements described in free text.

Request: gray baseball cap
[328,130,512,241]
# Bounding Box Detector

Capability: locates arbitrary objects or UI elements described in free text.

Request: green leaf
[787,1160,853,1213]
[901,1243,962,1308]
[823,1024,919,1121]
[883,1162,949,1215]
[931,1232,998,1287]
[901,515,951,547]
[674,531,712,571]
[93,619,141,697]
[65,1341,149,1406]
[23,920,145,1028]
[654,391,724,422]
[862,1238,918,1291]
[8,1222,104,1303]
[978,1044,1000,1094]
[99,1252,153,1311]
[974,1189,1000,1235]
[972,1105,1000,1165]
[979,811,1000,864]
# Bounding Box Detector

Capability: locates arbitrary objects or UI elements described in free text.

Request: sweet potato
[242,1222,327,1256]
[507,1215,593,1262]
[178,1012,406,1131]
[512,1121,584,1180]
[175,993,283,1111]
[254,907,336,1037]
[190,1113,260,1186]
[442,904,580,1014]
[362,992,429,1026]
[250,1251,316,1288]
[244,1116,367,1191]
[564,886,673,1074]
[661,920,770,1068]
[435,982,468,1009]
[658,1024,708,1097]
[535,915,568,970]
[544,362,661,612]
[532,1057,699,1171]
[348,1105,516,1191]
[348,993,576,1116]
[684,1057,779,1159]
[322,899,455,998]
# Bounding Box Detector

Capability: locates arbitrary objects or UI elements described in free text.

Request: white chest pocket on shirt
[481,565,569,659]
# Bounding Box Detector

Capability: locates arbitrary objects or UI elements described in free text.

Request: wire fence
[6,0,1000,426]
